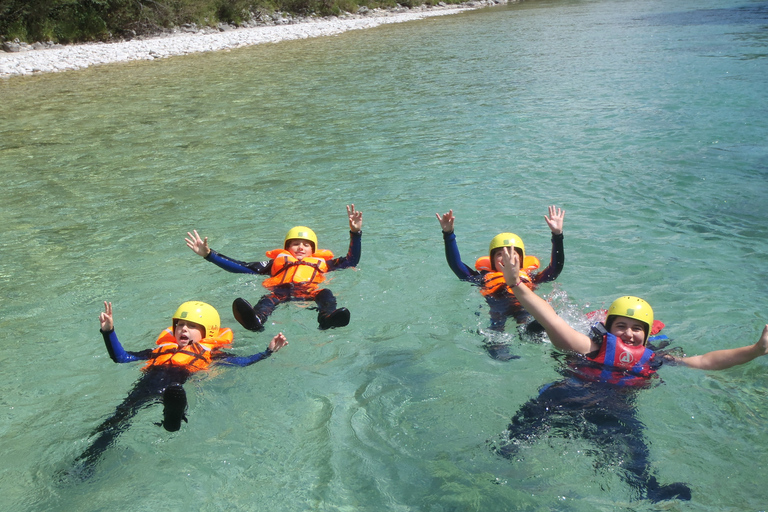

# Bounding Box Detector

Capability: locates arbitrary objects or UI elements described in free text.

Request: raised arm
[98,301,146,363]
[186,230,212,258]
[219,333,289,367]
[99,301,114,332]
[436,209,455,234]
[544,205,565,235]
[188,231,271,275]
[534,206,566,284]
[347,204,363,233]
[674,325,768,370]
[501,247,595,354]
[435,209,477,280]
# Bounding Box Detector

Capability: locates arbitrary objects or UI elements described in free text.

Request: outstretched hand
[435,209,455,233]
[268,332,288,353]
[347,204,363,233]
[99,301,114,332]
[544,205,565,235]
[185,230,211,257]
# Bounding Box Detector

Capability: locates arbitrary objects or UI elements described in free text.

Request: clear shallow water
[1,0,767,510]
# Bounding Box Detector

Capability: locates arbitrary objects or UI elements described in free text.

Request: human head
[605,296,653,345]
[284,226,317,254]
[172,301,220,340]
[489,232,525,272]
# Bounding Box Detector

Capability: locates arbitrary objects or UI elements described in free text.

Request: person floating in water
[436,205,565,358]
[493,246,768,502]
[186,204,362,331]
[73,301,287,478]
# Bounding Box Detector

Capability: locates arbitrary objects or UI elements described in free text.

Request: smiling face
[608,315,648,346]
[286,239,314,260]
[174,319,206,347]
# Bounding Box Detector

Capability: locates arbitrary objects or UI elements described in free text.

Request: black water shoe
[162,383,188,432]
[318,308,350,330]
[646,477,692,502]
[483,342,520,361]
[233,298,264,332]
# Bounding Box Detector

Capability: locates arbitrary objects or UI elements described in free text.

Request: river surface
[1,0,767,510]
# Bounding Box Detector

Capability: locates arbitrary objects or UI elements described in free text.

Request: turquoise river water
[1,0,767,510]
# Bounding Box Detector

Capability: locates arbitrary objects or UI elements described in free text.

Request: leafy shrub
[0,0,472,43]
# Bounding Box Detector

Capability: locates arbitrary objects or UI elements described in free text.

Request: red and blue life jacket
[571,332,658,387]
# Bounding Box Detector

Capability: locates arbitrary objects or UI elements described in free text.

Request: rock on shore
[0,2,504,79]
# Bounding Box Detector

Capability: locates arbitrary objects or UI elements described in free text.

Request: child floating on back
[186,204,362,331]
[73,301,286,478]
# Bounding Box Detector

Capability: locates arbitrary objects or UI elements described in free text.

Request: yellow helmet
[284,226,317,252]
[606,296,654,344]
[172,301,220,339]
[489,232,525,261]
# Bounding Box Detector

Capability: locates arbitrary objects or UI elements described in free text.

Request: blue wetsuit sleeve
[532,233,564,284]
[205,249,271,275]
[217,349,273,367]
[101,329,151,363]
[443,231,478,280]
[327,231,362,270]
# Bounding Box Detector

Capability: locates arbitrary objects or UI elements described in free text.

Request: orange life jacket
[142,327,233,373]
[474,255,540,297]
[262,248,334,289]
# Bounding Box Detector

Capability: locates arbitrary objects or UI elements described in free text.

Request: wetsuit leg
[482,301,519,359]
[493,380,575,458]
[584,392,691,502]
[494,379,690,502]
[254,288,289,320]
[233,289,289,331]
[70,368,189,479]
[314,288,350,330]
[71,378,156,478]
[161,382,188,432]
[488,308,508,333]
[482,339,520,361]
[523,319,545,335]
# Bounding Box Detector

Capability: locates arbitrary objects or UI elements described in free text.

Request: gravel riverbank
[0,1,504,79]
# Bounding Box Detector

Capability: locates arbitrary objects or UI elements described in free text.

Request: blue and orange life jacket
[262,248,334,289]
[474,255,540,297]
[142,327,233,373]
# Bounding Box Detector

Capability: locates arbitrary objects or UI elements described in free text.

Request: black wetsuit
[71,329,273,479]
[205,231,361,325]
[492,338,691,502]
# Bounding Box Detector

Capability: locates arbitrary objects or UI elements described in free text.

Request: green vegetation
[0,0,465,44]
